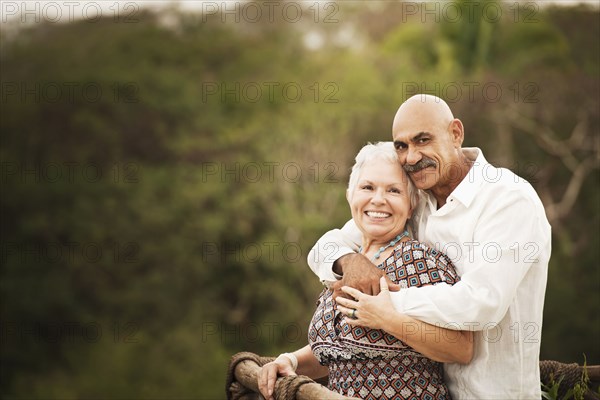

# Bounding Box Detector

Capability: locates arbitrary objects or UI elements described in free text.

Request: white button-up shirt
[307,148,551,399]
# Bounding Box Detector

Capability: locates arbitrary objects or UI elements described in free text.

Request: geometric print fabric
[328,356,449,399]
[308,240,459,399]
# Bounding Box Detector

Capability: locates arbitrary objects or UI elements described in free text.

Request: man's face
[392,119,460,191]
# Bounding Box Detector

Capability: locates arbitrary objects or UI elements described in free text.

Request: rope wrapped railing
[539,361,600,400]
[226,352,600,400]
[226,351,354,400]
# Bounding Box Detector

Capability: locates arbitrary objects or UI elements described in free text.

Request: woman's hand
[257,356,297,400]
[335,276,399,330]
[337,277,475,364]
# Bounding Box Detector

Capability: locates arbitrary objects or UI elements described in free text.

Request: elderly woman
[258,142,473,399]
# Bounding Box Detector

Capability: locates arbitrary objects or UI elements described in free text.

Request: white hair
[347,142,420,211]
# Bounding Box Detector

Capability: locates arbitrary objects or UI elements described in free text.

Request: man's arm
[306,219,361,282]
[307,220,399,296]
[391,190,551,329]
[337,277,474,364]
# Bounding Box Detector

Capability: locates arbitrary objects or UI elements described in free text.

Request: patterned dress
[308,240,459,400]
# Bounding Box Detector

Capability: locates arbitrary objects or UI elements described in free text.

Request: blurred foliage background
[1,0,598,398]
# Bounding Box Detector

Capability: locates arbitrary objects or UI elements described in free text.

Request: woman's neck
[361,232,411,262]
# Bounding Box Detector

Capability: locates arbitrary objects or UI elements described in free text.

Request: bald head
[393,94,454,133]
[391,94,468,196]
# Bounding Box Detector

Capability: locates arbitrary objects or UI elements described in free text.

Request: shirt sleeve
[391,189,551,330]
[307,219,362,282]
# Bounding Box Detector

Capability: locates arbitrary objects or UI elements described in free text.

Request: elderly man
[308,94,551,399]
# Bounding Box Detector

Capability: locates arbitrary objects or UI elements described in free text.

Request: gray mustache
[403,158,437,173]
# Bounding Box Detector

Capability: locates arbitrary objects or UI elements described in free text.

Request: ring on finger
[351,309,357,319]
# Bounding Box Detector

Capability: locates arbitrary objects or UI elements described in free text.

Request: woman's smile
[364,210,392,220]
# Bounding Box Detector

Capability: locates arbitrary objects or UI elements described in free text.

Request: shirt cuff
[319,247,355,284]
[390,288,412,313]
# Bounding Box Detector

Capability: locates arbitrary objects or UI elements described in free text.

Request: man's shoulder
[477,164,541,203]
[472,165,551,232]
[469,149,537,197]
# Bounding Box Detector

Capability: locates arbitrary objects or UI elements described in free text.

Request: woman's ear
[346,189,351,204]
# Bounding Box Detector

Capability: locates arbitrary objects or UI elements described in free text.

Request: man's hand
[336,276,397,331]
[331,253,399,299]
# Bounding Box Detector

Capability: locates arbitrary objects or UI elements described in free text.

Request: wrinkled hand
[335,276,396,330]
[331,253,399,300]
[257,356,297,400]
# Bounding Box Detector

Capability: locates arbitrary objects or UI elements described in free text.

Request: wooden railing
[226,352,353,399]
[226,352,600,400]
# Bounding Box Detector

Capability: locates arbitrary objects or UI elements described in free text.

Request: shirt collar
[447,147,487,208]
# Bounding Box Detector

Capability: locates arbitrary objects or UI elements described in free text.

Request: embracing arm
[307,220,399,296]
[381,311,473,364]
[391,190,551,328]
[337,277,473,364]
[307,219,362,282]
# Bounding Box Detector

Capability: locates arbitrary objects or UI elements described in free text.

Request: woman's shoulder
[392,239,434,257]
[394,239,447,256]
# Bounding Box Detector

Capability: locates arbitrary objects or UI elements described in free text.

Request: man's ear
[449,118,464,148]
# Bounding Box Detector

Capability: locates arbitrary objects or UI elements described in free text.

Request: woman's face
[348,158,412,244]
